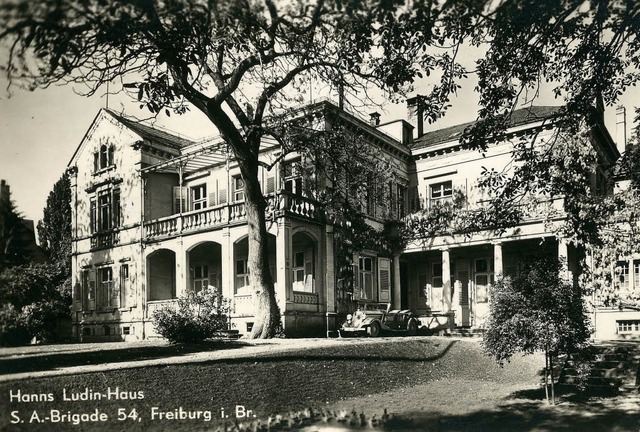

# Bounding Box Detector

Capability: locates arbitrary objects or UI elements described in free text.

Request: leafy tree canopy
[0,185,31,271]
[37,172,72,271]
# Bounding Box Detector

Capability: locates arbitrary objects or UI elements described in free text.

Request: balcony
[90,230,119,250]
[144,192,323,241]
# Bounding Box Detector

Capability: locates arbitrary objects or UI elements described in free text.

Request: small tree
[483,256,591,405]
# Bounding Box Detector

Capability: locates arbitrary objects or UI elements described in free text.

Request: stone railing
[233,294,254,316]
[228,202,247,223]
[183,206,226,230]
[143,192,323,241]
[293,291,319,304]
[279,191,322,221]
[90,230,119,250]
[146,299,178,319]
[144,215,179,238]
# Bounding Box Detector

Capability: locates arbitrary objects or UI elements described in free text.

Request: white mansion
[67,99,638,341]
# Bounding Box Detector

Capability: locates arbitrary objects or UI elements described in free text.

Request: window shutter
[112,272,120,308]
[173,186,187,213]
[90,199,97,234]
[266,176,275,194]
[128,264,137,307]
[352,258,359,299]
[218,188,227,204]
[458,270,469,306]
[113,189,121,227]
[378,258,390,302]
[208,191,217,207]
[86,269,96,310]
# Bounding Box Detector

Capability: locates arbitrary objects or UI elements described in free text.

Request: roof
[412,106,564,150]
[105,109,196,150]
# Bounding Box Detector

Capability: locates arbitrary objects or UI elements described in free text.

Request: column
[175,241,187,297]
[393,255,402,310]
[558,238,571,281]
[325,226,336,313]
[493,242,503,277]
[442,248,452,312]
[276,220,291,307]
[221,228,232,300]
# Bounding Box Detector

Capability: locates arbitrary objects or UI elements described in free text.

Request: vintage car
[339,303,420,337]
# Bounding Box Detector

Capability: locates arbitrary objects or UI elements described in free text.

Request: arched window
[99,145,108,169]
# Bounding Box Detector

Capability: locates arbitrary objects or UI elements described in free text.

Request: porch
[401,237,568,329]
[142,227,328,336]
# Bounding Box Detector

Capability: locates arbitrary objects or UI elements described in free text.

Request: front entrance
[471,257,494,327]
[456,259,471,327]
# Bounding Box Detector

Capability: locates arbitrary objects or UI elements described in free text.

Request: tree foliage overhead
[37,172,72,271]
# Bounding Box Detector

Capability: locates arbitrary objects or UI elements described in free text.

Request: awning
[140,138,228,175]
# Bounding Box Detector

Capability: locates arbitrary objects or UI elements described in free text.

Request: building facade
[68,100,636,341]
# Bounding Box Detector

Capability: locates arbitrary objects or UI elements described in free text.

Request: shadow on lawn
[196,339,459,366]
[386,387,640,432]
[0,340,251,375]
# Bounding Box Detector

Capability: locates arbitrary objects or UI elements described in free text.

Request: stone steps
[558,342,640,394]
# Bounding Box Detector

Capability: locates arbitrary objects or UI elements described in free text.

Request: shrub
[153,287,231,344]
[0,263,71,345]
[0,304,30,346]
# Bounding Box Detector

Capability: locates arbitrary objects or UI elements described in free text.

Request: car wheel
[407,320,418,336]
[367,321,381,337]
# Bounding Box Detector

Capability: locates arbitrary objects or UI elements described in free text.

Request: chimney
[0,179,8,201]
[406,96,423,138]
[369,112,381,126]
[616,105,627,154]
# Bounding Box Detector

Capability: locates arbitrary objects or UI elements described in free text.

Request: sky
[0,69,638,229]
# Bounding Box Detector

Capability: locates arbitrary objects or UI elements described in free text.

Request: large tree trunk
[242,163,281,339]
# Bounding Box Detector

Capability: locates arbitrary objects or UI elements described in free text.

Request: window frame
[358,256,375,301]
[193,264,209,292]
[191,184,207,211]
[97,266,116,309]
[233,176,245,202]
[283,159,303,195]
[235,259,249,290]
[429,180,453,204]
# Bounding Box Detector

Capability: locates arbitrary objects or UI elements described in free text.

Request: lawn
[0,337,638,431]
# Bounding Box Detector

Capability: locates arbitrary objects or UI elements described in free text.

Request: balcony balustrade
[145,299,178,319]
[90,230,119,250]
[293,291,319,305]
[233,293,254,317]
[143,192,322,240]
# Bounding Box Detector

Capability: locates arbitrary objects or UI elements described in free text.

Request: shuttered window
[378,258,390,302]
[218,188,227,204]
[266,176,276,194]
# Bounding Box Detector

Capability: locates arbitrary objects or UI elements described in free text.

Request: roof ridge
[103,109,196,149]
[411,105,564,149]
